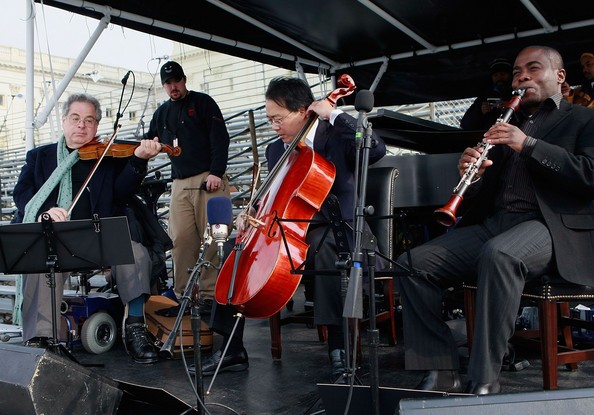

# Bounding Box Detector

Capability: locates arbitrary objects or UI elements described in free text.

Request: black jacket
[459,100,594,285]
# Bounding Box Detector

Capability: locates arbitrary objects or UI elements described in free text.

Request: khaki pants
[168,172,231,300]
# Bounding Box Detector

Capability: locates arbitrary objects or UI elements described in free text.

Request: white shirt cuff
[329,109,343,125]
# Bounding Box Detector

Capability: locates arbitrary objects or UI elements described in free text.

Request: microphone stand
[114,71,133,132]
[342,105,381,415]
[134,85,152,138]
[159,229,212,415]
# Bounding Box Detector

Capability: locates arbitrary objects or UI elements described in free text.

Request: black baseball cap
[489,58,512,74]
[160,61,185,84]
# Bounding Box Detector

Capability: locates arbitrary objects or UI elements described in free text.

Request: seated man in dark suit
[397,46,594,395]
[13,93,163,363]
[192,76,386,382]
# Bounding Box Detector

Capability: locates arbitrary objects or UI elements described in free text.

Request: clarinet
[433,88,526,227]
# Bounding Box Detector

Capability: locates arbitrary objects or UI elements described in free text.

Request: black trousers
[397,210,554,383]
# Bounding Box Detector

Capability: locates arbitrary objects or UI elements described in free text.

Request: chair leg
[558,302,578,371]
[269,312,282,360]
[270,308,327,360]
[539,299,559,390]
[383,278,397,345]
[317,325,327,342]
[359,279,397,346]
[463,286,476,352]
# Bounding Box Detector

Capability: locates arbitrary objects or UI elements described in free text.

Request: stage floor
[9,286,594,415]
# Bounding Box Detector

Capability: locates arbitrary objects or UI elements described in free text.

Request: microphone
[207,196,233,265]
[354,90,374,143]
[121,70,132,85]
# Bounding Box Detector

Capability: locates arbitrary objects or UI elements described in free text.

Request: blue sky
[1,1,173,72]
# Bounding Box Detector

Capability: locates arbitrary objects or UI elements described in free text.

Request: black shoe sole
[189,361,249,376]
[131,356,159,364]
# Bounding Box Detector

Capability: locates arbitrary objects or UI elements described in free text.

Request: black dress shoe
[416,370,463,392]
[189,348,249,376]
[124,323,159,364]
[464,379,501,395]
[23,336,49,348]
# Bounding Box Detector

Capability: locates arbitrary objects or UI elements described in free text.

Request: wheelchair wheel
[81,312,117,354]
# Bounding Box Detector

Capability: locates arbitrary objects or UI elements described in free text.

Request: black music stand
[0,215,135,361]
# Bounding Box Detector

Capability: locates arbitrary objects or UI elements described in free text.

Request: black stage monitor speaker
[0,344,197,415]
[116,380,197,414]
[398,387,594,415]
[0,343,122,415]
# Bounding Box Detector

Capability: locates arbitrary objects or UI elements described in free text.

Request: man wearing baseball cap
[160,61,185,84]
[460,57,514,130]
[147,61,231,316]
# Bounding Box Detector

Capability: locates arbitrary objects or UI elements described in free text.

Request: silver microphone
[207,196,233,265]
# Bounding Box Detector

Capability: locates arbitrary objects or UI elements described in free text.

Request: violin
[78,138,181,160]
[66,135,180,216]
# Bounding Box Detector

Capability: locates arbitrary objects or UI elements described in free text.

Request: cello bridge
[245,215,265,228]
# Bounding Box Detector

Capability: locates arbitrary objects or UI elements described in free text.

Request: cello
[214,75,356,318]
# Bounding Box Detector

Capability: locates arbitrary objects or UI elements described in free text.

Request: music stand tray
[0,216,135,274]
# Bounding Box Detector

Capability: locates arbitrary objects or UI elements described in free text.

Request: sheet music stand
[0,215,135,361]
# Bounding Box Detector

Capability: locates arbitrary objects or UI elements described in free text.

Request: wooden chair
[464,276,594,390]
[269,306,326,360]
[361,273,397,345]
[268,165,401,360]
[268,276,396,360]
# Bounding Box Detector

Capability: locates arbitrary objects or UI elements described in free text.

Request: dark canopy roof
[40,0,594,107]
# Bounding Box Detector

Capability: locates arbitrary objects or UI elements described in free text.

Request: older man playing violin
[13,93,163,363]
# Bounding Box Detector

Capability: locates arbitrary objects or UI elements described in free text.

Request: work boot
[123,323,158,364]
[329,349,347,383]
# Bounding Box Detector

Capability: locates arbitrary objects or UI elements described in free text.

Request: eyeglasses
[66,114,98,128]
[267,112,294,127]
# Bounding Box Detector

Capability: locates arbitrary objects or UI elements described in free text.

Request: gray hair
[62,93,102,122]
